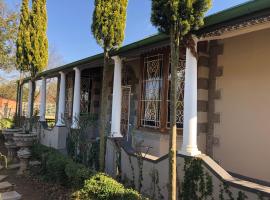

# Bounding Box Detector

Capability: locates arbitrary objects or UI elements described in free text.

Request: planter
[13,132,37,175]
[2,128,22,162]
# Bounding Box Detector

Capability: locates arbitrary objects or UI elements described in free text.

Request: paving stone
[0,182,13,193]
[0,175,8,182]
[0,191,22,200]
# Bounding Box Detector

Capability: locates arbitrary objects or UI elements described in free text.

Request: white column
[56,71,66,126]
[71,67,81,129]
[27,80,33,118]
[39,77,46,121]
[180,40,201,156]
[110,56,123,138]
[19,84,23,117]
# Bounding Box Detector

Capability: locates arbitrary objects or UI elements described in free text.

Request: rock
[0,175,8,182]
[0,182,13,193]
[0,191,22,200]
[30,161,41,166]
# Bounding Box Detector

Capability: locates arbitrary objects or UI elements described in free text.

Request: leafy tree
[0,0,19,71]
[92,0,128,171]
[16,0,48,119]
[0,80,18,100]
[151,1,211,199]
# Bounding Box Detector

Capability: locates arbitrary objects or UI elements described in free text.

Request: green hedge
[31,143,92,188]
[71,173,144,200]
[31,144,144,200]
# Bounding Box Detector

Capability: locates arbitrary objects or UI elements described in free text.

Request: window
[81,76,92,114]
[65,74,74,118]
[139,49,186,131]
[167,57,186,128]
[140,54,163,128]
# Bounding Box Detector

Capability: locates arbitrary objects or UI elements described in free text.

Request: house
[0,97,16,119]
[17,1,270,198]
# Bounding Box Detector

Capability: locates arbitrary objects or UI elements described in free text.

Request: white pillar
[27,80,33,118]
[39,77,46,121]
[180,40,201,156]
[110,56,123,138]
[71,67,81,129]
[56,71,66,126]
[19,84,23,117]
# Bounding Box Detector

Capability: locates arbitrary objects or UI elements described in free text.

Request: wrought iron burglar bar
[167,57,186,128]
[141,54,163,128]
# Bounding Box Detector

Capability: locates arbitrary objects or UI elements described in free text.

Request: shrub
[45,151,69,184]
[65,160,93,188]
[32,144,144,200]
[31,144,93,186]
[0,118,14,129]
[71,173,143,200]
[31,143,55,160]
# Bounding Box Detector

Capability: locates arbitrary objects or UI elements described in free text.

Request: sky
[6,0,250,67]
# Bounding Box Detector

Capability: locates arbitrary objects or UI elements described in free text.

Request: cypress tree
[92,0,128,171]
[16,0,31,73]
[28,0,48,118]
[16,0,48,121]
[16,0,31,123]
[151,1,211,200]
[30,0,48,76]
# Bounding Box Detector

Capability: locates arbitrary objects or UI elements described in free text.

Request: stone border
[206,40,224,157]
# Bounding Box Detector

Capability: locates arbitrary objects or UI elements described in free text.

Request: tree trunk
[15,81,20,126]
[99,49,110,171]
[17,72,24,127]
[29,79,36,131]
[169,27,180,200]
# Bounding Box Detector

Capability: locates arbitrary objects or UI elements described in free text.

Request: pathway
[0,164,22,200]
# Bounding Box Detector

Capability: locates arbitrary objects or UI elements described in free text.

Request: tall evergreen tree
[16,0,31,121]
[16,0,31,73]
[28,0,48,118]
[30,0,48,76]
[92,0,128,171]
[151,1,211,199]
[16,0,48,119]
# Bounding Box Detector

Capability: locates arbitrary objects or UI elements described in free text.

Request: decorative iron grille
[65,74,74,118]
[167,57,186,128]
[80,76,92,114]
[121,86,131,138]
[141,54,163,128]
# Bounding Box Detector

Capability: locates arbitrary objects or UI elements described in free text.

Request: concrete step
[0,182,13,193]
[0,175,8,182]
[0,191,22,200]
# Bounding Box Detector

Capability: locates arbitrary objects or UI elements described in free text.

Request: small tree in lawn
[92,0,128,171]
[151,0,211,199]
[16,0,48,124]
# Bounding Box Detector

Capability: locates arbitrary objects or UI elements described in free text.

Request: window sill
[135,127,183,135]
